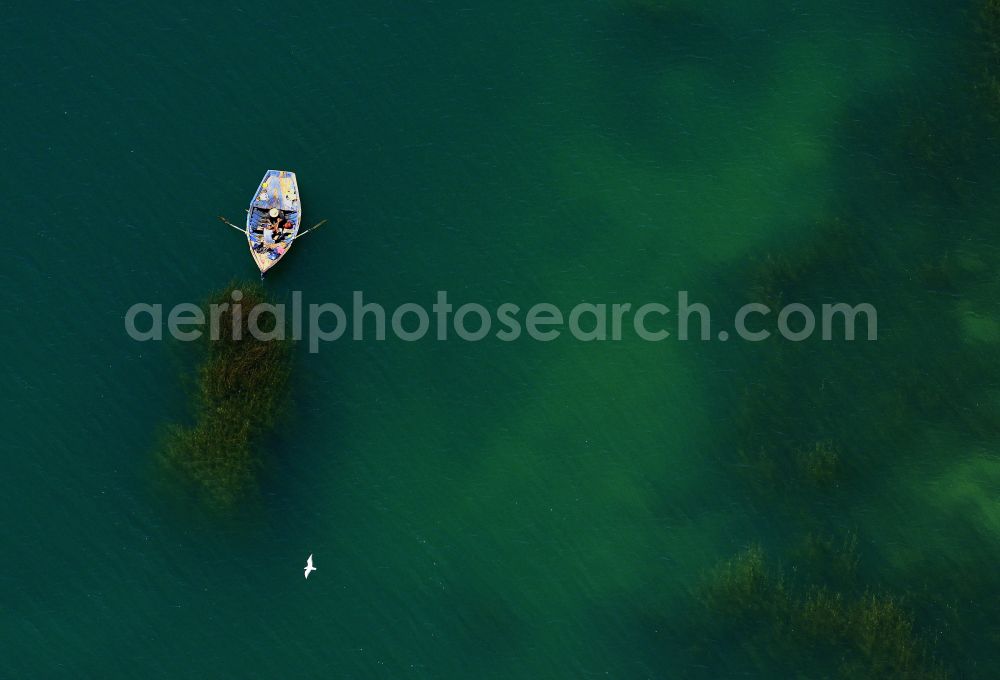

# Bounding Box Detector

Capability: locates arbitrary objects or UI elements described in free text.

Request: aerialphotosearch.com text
[124,290,878,353]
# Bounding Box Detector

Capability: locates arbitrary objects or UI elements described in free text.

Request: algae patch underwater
[700,545,949,680]
[160,283,292,506]
[693,6,1000,672]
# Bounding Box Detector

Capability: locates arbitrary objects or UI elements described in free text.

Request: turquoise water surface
[5,1,1000,677]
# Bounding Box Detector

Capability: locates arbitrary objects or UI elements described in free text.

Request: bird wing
[306,554,314,569]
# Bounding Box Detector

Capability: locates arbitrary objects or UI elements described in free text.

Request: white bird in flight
[304,554,316,579]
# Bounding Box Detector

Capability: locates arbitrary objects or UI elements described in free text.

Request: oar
[286,219,328,243]
[218,216,246,233]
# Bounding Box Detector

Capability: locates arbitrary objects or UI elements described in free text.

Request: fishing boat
[218,171,327,275]
[246,169,301,275]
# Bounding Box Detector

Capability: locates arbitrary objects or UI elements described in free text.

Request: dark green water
[5,0,1000,677]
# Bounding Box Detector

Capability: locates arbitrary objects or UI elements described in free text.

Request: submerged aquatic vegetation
[700,546,949,679]
[917,252,963,294]
[978,0,1000,118]
[734,374,846,494]
[697,9,1000,676]
[746,218,855,310]
[790,531,860,588]
[700,544,783,620]
[730,202,1000,489]
[797,440,842,487]
[160,283,292,506]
